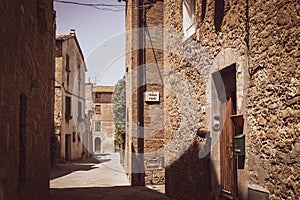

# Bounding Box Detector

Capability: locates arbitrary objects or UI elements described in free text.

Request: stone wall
[246,0,300,199]
[164,0,299,199]
[0,1,54,199]
[126,0,299,198]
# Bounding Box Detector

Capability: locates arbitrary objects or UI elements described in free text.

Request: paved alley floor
[50,153,170,200]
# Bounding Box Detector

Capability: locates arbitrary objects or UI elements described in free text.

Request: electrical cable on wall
[54,0,125,11]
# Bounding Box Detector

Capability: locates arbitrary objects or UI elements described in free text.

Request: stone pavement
[50,153,170,200]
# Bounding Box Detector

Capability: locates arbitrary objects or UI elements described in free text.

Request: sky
[54,0,126,86]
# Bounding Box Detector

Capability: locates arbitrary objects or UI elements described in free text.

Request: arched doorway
[94,137,101,153]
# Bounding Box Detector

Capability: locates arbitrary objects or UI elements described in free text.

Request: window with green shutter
[95,121,101,131]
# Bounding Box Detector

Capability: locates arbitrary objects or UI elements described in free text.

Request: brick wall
[0,1,54,199]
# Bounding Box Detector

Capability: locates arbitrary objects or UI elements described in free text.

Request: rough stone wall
[164,0,299,199]
[164,0,249,199]
[0,1,54,199]
[246,0,300,199]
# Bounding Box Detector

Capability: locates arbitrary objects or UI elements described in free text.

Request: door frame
[213,64,238,199]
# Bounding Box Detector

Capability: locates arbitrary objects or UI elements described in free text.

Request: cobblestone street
[50,153,169,200]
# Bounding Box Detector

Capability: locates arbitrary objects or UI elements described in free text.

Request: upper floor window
[78,64,81,92]
[95,105,101,114]
[183,0,196,40]
[66,54,70,71]
[95,121,101,131]
[95,92,101,98]
[66,54,70,87]
[65,96,71,120]
[78,101,82,121]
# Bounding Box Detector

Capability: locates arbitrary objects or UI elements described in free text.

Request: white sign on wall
[145,91,160,102]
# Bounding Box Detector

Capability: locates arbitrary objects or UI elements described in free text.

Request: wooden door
[220,97,237,199]
[95,137,101,153]
[65,134,71,161]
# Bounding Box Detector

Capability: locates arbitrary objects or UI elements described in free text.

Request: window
[66,54,70,71]
[65,96,71,119]
[183,0,196,40]
[72,132,76,142]
[78,64,81,92]
[77,132,81,142]
[78,101,82,121]
[95,92,101,98]
[95,121,101,131]
[95,105,101,114]
[66,54,70,87]
[214,0,224,32]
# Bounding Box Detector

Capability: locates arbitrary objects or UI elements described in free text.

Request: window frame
[95,121,101,131]
[182,0,196,40]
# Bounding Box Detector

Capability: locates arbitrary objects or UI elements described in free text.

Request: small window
[78,64,81,92]
[95,92,101,98]
[66,54,70,71]
[183,0,196,40]
[95,105,101,114]
[77,132,81,142]
[72,132,76,142]
[78,101,82,121]
[95,121,101,131]
[65,96,71,117]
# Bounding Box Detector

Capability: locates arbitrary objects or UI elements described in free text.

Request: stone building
[124,0,165,186]
[0,1,54,199]
[54,29,87,161]
[89,85,115,154]
[124,0,299,199]
[85,83,116,154]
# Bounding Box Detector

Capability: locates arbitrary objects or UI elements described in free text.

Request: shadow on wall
[50,186,172,200]
[165,138,218,200]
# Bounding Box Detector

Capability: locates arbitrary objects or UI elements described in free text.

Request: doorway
[94,137,101,153]
[65,134,71,161]
[213,64,237,199]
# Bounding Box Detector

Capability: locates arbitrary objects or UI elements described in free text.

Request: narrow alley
[1,1,299,200]
[50,153,169,200]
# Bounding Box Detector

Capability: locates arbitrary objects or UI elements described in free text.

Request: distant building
[89,85,115,154]
[0,1,54,199]
[54,29,87,161]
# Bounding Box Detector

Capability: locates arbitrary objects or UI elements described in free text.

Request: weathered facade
[54,29,87,161]
[84,83,94,156]
[124,0,165,186]
[125,0,299,199]
[0,1,54,199]
[90,86,115,154]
